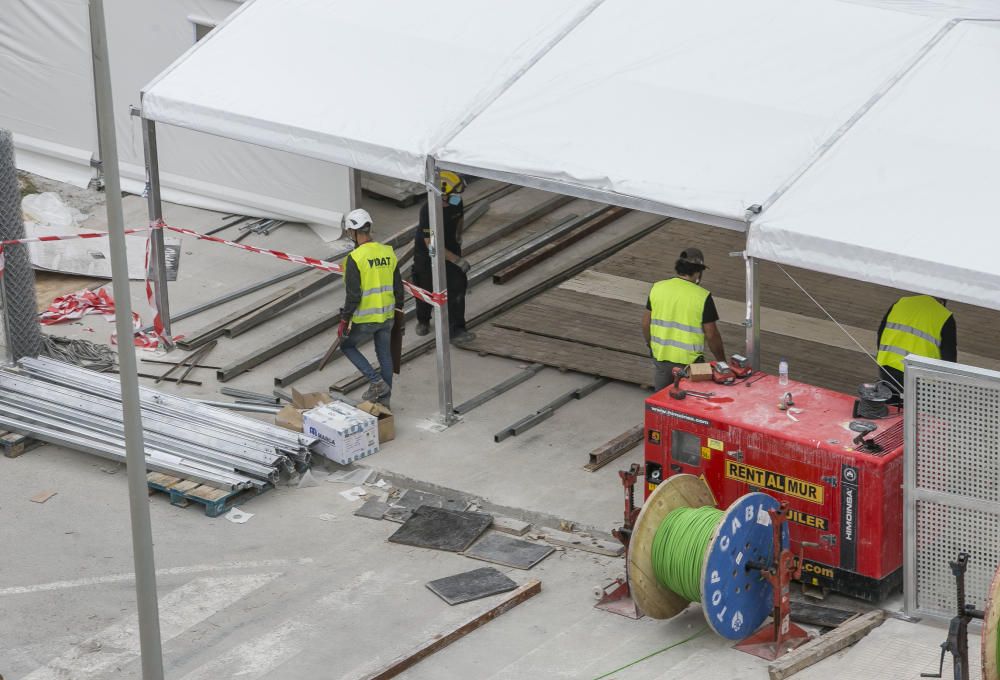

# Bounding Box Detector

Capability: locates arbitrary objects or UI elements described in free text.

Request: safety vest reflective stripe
[356,304,395,317]
[883,322,941,348]
[648,277,709,364]
[361,285,395,296]
[876,295,950,373]
[650,319,703,334]
[651,336,704,352]
[347,242,397,324]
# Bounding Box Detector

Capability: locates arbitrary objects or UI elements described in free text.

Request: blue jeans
[340,318,394,389]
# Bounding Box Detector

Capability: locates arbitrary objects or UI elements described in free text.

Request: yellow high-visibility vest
[346,242,397,324]
[648,278,709,364]
[876,295,951,372]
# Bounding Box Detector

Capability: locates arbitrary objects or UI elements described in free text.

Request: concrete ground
[0,176,981,679]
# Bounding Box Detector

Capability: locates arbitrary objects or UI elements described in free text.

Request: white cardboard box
[303,401,379,464]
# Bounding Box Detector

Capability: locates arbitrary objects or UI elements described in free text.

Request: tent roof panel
[749,20,1000,311]
[142,0,595,182]
[437,0,945,224]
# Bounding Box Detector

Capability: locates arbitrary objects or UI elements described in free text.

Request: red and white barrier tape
[1,222,446,348]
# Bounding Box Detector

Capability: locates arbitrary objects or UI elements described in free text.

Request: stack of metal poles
[0,357,315,489]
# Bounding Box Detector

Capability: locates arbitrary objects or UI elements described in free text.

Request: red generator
[643,373,903,601]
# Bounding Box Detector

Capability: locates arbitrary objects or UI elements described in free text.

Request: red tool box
[643,373,904,601]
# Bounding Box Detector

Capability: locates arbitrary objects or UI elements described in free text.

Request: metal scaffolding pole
[425,158,456,425]
[140,111,173,346]
[88,1,164,677]
[744,252,761,371]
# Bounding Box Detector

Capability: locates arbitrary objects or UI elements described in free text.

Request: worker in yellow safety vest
[642,247,726,391]
[876,294,956,397]
[338,209,405,406]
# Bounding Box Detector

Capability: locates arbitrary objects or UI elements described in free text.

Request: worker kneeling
[338,209,405,407]
[642,247,726,391]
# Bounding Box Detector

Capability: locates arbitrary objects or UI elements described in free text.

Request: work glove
[455,257,471,274]
[337,317,351,339]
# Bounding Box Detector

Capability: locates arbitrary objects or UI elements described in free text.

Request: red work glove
[337,318,351,339]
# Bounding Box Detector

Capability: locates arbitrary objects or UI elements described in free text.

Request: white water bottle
[778,359,789,386]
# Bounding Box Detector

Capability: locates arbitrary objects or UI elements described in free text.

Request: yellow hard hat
[439,170,465,195]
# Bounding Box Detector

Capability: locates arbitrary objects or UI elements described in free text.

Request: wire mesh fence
[0,129,43,362]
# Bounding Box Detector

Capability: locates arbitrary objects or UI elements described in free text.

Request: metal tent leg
[140,113,173,346]
[425,158,456,426]
[744,252,761,370]
[90,1,165,677]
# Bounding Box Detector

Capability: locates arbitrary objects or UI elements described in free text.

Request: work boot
[362,378,391,402]
[415,321,430,336]
[450,329,477,346]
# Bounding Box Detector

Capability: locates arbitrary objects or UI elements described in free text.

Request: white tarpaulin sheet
[1,0,98,186]
[748,20,1000,312]
[142,0,598,183]
[437,0,946,228]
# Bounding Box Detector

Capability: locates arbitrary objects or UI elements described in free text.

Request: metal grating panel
[914,500,999,615]
[905,356,1000,622]
[914,378,1000,502]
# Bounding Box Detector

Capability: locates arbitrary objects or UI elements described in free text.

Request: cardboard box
[303,401,379,464]
[688,362,714,382]
[356,401,394,443]
[275,388,332,432]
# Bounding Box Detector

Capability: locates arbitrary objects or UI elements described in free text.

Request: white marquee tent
[140,0,1000,421]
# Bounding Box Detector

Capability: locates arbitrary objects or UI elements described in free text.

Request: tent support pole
[744,252,760,371]
[425,158,456,426]
[140,113,173,346]
[348,168,363,210]
[90,1,165,678]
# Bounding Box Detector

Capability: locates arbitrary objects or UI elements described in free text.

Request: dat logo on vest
[367,256,393,268]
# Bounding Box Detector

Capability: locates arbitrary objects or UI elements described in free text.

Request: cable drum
[628,474,788,641]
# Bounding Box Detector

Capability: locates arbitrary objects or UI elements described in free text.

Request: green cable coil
[650,506,726,603]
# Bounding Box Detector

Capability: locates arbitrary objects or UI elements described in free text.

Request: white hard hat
[344,208,373,231]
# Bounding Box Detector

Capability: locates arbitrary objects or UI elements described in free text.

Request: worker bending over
[876,294,956,395]
[642,247,726,391]
[338,209,405,406]
[412,170,474,344]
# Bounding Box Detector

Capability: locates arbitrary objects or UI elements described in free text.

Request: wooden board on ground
[592,218,1000,362]
[34,271,102,311]
[459,326,651,386]
[359,580,541,680]
[767,609,885,680]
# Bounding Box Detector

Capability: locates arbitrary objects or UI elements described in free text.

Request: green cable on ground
[590,626,709,680]
[650,506,725,602]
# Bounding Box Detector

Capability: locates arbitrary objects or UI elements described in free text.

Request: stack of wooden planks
[460,217,1000,394]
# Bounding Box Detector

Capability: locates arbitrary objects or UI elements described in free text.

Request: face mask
[447,194,462,207]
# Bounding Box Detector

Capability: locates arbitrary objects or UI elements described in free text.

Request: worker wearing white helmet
[338,208,404,405]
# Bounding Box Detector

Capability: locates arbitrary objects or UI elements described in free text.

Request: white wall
[1,0,350,227]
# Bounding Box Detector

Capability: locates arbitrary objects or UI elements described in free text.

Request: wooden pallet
[1,430,43,459]
[146,472,267,517]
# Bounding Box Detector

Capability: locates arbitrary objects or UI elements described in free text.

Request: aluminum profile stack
[0,357,316,490]
[0,129,43,362]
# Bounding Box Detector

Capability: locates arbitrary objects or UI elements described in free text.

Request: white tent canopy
[748,19,1000,311]
[437,0,946,230]
[142,0,599,183]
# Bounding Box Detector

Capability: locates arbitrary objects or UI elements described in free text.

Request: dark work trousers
[412,256,468,332]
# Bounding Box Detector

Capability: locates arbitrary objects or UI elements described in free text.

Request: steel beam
[744,252,761,370]
[454,363,544,415]
[140,114,173,347]
[493,377,609,442]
